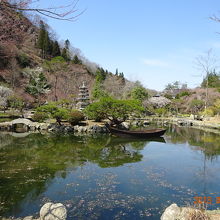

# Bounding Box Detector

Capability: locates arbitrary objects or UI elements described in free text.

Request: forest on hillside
[1,0,220,122]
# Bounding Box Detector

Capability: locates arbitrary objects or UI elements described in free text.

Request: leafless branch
[0,0,85,21]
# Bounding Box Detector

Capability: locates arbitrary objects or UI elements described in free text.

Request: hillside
[0,5,97,106]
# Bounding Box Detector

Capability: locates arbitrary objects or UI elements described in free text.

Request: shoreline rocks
[0,118,110,134]
[1,203,67,220]
[161,203,220,220]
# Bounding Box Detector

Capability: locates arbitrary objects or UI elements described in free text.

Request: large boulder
[40,203,67,220]
[161,203,220,220]
[161,204,181,220]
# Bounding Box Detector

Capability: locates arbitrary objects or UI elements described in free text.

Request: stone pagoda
[77,81,90,110]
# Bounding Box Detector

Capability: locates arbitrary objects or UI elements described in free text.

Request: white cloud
[142,58,170,67]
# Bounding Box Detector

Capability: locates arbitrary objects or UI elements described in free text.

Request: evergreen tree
[61,48,68,61]
[72,55,82,64]
[37,21,47,58]
[119,72,124,78]
[61,39,71,61]
[65,39,70,50]
[115,68,118,76]
[201,70,220,88]
[52,41,61,57]
[37,21,53,58]
[44,32,50,56]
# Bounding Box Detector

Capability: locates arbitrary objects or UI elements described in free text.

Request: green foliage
[61,39,71,61]
[36,103,58,116]
[202,108,215,117]
[201,70,220,89]
[26,72,50,97]
[203,99,220,116]
[47,56,66,65]
[154,108,167,116]
[16,53,31,68]
[130,86,148,101]
[92,83,109,100]
[178,91,191,97]
[37,21,61,59]
[61,48,69,61]
[36,102,83,125]
[57,99,71,108]
[68,110,84,125]
[165,81,181,90]
[36,103,67,124]
[92,68,109,100]
[164,93,173,99]
[95,68,107,83]
[72,55,82,64]
[8,96,24,111]
[32,112,49,122]
[44,56,67,73]
[83,102,105,122]
[51,41,61,57]
[84,97,144,124]
[190,99,205,113]
[37,21,50,58]
[53,108,69,124]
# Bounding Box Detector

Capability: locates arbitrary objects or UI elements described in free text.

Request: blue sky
[38,0,220,91]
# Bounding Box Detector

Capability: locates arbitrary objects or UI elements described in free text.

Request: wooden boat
[107,126,166,138]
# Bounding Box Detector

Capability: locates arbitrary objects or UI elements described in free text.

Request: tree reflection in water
[1,126,220,219]
[0,133,157,217]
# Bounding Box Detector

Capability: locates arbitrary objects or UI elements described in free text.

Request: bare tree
[195,49,218,110]
[0,0,84,21]
[0,86,13,111]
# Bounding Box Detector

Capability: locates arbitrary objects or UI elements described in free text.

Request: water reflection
[0,133,158,217]
[165,125,220,159]
[0,126,220,219]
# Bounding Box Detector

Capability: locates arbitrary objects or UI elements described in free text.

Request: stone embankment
[2,202,67,220]
[145,116,220,130]
[0,118,109,133]
[161,203,220,220]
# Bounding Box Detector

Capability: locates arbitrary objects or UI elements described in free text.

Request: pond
[1,125,220,219]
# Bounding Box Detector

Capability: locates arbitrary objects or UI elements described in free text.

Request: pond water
[1,125,220,219]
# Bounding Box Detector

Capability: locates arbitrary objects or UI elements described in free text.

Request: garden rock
[40,202,67,220]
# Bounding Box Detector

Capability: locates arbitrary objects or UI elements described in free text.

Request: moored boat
[107,126,166,138]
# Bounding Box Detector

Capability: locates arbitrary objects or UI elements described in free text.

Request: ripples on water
[1,125,220,219]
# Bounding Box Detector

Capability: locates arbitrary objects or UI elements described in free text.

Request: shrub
[154,108,167,116]
[32,112,49,122]
[53,108,69,125]
[83,102,105,122]
[179,91,191,97]
[84,97,144,125]
[16,53,31,68]
[68,110,84,125]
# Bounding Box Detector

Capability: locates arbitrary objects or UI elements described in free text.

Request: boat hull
[108,127,166,138]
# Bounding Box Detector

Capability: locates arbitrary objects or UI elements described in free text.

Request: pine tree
[61,48,68,61]
[61,39,71,61]
[52,41,61,57]
[37,21,47,58]
[65,39,70,50]
[37,21,53,58]
[72,55,82,64]
[115,68,118,76]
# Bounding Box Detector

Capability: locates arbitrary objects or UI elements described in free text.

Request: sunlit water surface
[1,125,220,219]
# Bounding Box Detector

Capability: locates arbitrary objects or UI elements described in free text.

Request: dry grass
[188,209,210,220]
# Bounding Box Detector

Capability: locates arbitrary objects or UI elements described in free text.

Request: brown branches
[0,0,84,21]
